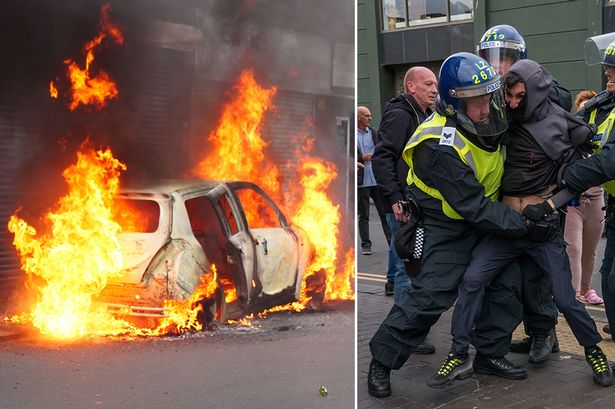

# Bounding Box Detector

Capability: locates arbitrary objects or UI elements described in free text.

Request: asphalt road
[0,302,354,409]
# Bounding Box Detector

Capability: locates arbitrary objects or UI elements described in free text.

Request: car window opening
[113,198,160,233]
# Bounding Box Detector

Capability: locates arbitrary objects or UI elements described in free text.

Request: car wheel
[197,283,227,326]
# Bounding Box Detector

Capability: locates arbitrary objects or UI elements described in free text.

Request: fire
[220,277,238,303]
[191,68,354,314]
[290,156,353,302]
[6,144,222,339]
[7,144,127,339]
[49,81,58,99]
[191,69,283,225]
[52,4,123,110]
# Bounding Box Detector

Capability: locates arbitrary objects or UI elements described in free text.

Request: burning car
[95,179,312,323]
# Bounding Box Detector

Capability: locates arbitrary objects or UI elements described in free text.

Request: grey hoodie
[501,59,593,196]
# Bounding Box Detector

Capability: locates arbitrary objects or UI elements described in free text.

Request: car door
[232,185,299,296]
[214,192,257,303]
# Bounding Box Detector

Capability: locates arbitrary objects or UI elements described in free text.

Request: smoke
[0,0,355,247]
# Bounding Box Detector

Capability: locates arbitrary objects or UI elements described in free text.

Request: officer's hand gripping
[523,214,559,242]
[522,200,554,222]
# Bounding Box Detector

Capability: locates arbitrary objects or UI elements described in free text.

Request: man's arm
[418,143,527,237]
[372,108,413,206]
[563,126,615,193]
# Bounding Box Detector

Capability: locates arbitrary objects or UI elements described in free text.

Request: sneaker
[579,289,604,305]
[585,345,614,387]
[367,359,391,398]
[428,353,473,388]
[384,281,394,296]
[361,246,373,255]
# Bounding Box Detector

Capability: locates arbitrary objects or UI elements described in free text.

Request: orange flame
[191,69,354,315]
[54,4,123,111]
[6,144,222,339]
[7,145,127,338]
[191,69,283,224]
[49,81,58,99]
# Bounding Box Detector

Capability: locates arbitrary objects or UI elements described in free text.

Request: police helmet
[438,52,508,140]
[477,25,527,75]
[584,32,615,67]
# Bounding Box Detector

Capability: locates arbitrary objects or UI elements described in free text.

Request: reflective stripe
[588,107,615,194]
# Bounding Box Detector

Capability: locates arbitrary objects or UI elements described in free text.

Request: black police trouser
[599,213,615,334]
[369,216,522,370]
[518,256,559,336]
[358,186,390,248]
[451,233,602,356]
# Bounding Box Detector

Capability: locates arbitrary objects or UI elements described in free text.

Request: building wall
[475,0,603,97]
[358,0,390,125]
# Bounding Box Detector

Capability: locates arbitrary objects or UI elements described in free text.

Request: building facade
[359,0,613,125]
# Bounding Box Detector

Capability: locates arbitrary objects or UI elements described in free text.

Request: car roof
[119,179,228,195]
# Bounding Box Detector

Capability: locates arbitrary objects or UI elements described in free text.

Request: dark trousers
[358,186,390,248]
[519,256,559,336]
[451,233,602,355]
[370,216,522,369]
[599,214,615,333]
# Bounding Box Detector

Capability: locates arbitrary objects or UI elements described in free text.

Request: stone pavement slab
[358,283,615,409]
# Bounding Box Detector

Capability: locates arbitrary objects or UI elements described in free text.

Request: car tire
[196,283,227,326]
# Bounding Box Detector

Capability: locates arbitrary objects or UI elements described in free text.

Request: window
[235,188,280,229]
[113,198,160,233]
[218,195,239,235]
[382,0,473,31]
[382,0,407,30]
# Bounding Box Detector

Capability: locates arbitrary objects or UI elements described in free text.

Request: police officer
[553,35,615,343]
[478,24,572,110]
[478,24,566,362]
[367,52,554,398]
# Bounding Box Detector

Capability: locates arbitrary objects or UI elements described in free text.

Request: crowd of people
[359,25,615,398]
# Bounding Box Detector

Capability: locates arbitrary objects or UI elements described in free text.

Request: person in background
[357,106,391,256]
[372,67,436,303]
[564,91,604,305]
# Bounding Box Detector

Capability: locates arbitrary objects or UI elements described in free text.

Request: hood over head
[505,59,594,161]
[507,59,552,122]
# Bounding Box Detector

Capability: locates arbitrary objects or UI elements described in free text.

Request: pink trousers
[563,186,605,294]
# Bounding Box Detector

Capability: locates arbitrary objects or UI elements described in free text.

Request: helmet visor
[584,32,615,66]
[477,46,522,75]
[456,87,508,138]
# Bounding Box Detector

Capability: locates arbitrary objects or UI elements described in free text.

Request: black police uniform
[369,132,529,369]
[563,92,615,339]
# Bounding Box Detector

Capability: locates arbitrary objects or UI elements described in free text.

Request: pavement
[358,204,615,409]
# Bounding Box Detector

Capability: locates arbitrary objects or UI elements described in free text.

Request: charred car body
[95,180,312,322]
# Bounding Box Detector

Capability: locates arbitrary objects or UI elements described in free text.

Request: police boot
[367,359,392,398]
[585,345,614,387]
[510,330,559,354]
[414,339,436,355]
[604,324,611,334]
[528,330,556,364]
[473,353,528,380]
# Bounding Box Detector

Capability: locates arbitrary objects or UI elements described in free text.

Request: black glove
[523,214,560,242]
[522,201,554,222]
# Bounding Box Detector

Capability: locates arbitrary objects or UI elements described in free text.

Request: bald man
[372,67,437,303]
